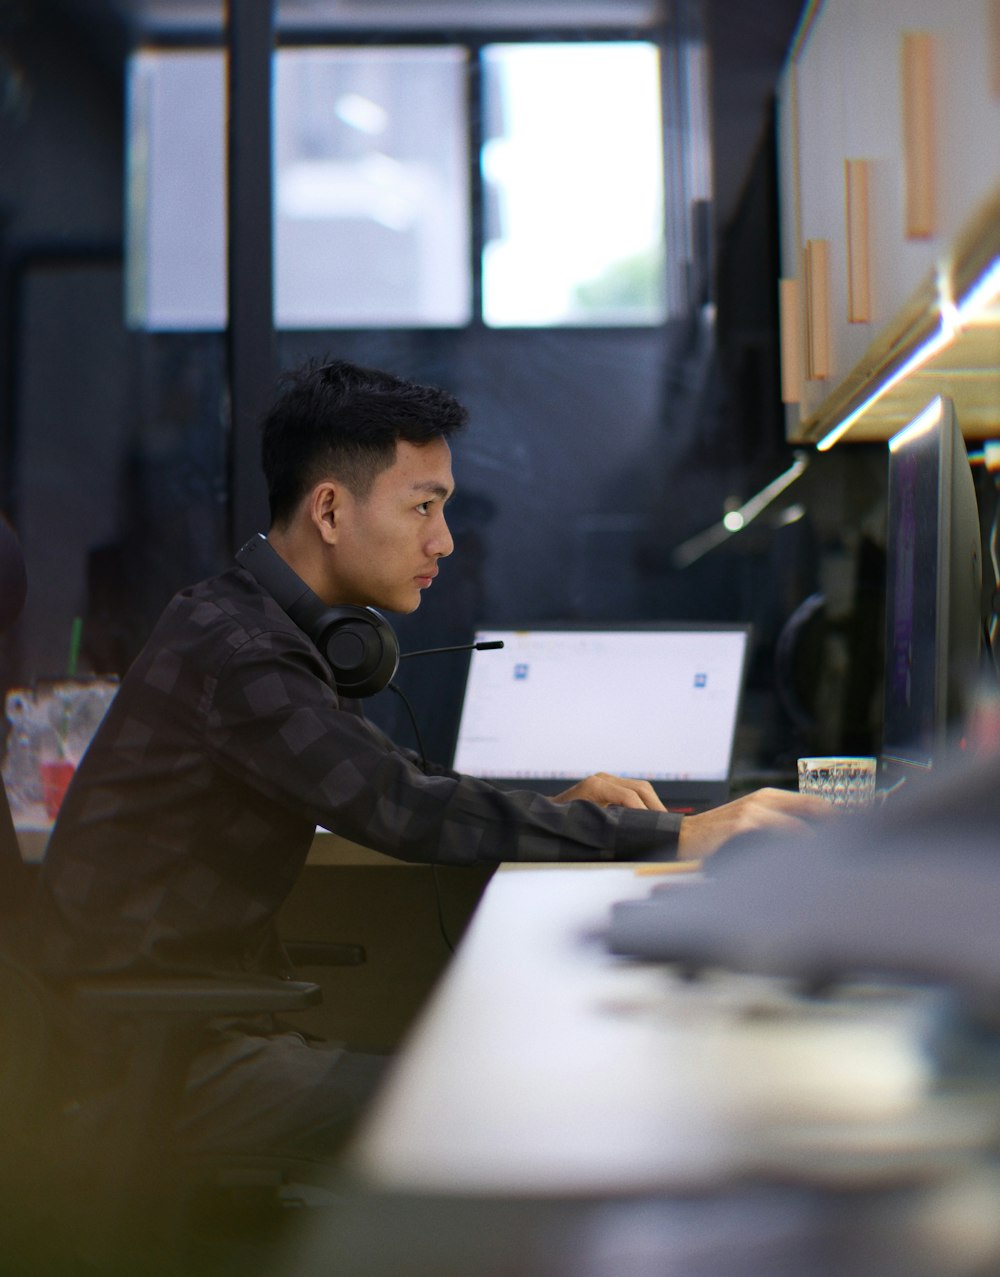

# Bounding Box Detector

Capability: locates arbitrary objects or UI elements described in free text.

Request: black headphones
[236,533,400,697]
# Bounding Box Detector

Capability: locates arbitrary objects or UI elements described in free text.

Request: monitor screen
[450,623,751,805]
[881,396,982,773]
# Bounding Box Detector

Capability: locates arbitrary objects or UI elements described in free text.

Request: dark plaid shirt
[35,566,681,979]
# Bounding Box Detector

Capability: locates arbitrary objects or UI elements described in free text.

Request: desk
[278,847,492,1050]
[351,864,999,1195]
[13,810,51,864]
[280,866,1000,1276]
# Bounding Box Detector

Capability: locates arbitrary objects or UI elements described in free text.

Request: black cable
[988,479,1000,674]
[388,681,455,955]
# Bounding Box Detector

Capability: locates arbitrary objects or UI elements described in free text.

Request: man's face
[327,438,455,614]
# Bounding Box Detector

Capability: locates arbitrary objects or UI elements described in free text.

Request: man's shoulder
[171,566,291,631]
[149,566,314,669]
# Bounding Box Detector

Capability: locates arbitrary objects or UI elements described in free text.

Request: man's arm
[210,631,682,866]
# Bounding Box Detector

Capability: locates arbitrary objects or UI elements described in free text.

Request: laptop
[450,622,752,811]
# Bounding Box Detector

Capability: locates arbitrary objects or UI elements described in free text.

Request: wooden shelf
[788,184,1000,445]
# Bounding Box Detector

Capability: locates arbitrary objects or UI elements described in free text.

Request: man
[35,358,827,1158]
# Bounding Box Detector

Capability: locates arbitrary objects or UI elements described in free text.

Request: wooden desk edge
[16,826,413,869]
[17,829,698,874]
[307,832,417,867]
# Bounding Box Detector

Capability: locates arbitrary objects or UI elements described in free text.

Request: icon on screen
[694,672,707,688]
[514,663,529,680]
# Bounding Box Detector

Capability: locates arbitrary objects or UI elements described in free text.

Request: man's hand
[677,787,834,859]
[552,772,667,812]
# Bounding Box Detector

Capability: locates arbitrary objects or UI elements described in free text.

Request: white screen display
[452,627,749,783]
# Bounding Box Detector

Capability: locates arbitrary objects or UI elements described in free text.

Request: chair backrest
[0,518,30,917]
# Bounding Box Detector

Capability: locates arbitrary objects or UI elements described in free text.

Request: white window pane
[126,46,471,331]
[481,42,667,328]
[274,47,471,328]
[126,51,227,330]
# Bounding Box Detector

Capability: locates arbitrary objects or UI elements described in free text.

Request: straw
[67,616,82,678]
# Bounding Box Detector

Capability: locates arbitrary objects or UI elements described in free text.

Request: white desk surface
[349,864,991,1197]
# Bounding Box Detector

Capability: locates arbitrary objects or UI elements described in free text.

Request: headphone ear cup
[315,607,400,698]
[236,535,400,697]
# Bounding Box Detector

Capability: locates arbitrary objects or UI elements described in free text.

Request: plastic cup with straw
[40,617,83,820]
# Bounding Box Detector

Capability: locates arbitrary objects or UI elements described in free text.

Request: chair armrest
[71,975,323,1017]
[285,940,366,967]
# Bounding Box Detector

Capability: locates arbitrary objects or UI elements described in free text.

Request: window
[126,40,674,331]
[126,51,227,329]
[480,42,667,326]
[274,47,470,327]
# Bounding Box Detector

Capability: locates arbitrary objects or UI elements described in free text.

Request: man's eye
[416,501,430,514]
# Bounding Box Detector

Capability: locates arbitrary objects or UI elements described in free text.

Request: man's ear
[308,481,340,545]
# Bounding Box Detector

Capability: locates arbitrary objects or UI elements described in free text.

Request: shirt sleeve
[204,625,682,867]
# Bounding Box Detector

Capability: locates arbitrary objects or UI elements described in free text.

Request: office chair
[0,517,364,1273]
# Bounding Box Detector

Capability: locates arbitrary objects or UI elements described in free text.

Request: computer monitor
[449,622,751,809]
[881,395,983,777]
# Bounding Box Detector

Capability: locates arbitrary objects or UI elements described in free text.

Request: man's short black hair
[262,358,469,527]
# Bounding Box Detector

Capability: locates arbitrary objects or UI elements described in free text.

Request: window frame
[129,21,682,334]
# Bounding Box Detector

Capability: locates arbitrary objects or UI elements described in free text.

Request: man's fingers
[678,787,841,857]
[553,773,667,812]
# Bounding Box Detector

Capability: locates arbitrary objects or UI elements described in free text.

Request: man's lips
[415,571,437,587]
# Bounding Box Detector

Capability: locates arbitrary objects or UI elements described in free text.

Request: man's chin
[379,595,421,616]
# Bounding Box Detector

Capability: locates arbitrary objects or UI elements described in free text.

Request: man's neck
[265,526,330,604]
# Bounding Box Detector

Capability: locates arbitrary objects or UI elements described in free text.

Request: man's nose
[431,515,454,558]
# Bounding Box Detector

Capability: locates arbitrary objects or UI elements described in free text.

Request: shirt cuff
[610,806,683,861]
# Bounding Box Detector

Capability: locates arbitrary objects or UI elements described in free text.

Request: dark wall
[277,325,694,757]
[0,5,229,687]
[1,2,130,683]
[0,1,888,776]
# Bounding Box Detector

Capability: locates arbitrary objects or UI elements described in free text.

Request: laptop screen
[450,623,752,808]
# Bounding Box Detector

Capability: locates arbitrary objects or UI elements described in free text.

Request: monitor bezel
[449,619,754,808]
[880,395,983,775]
